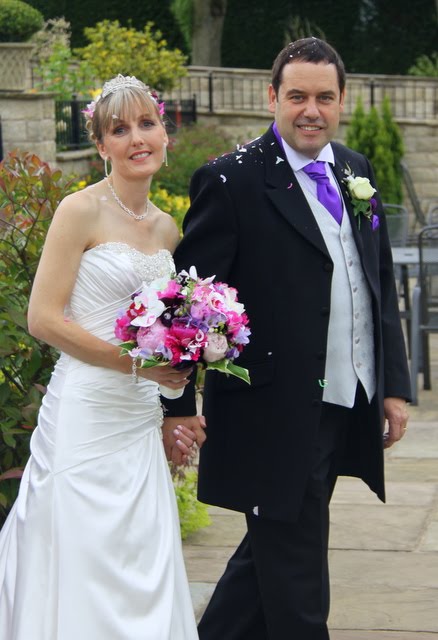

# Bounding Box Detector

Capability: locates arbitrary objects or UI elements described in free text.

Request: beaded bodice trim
[89,242,174,282]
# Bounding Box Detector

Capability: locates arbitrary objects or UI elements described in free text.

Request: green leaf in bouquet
[118,340,137,353]
[206,360,251,384]
[139,357,165,369]
[205,359,229,374]
[226,362,251,384]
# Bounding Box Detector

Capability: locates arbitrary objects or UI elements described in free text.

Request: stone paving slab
[385,423,438,459]
[329,549,438,589]
[329,584,438,632]
[185,511,246,547]
[333,478,437,506]
[184,546,234,583]
[330,504,428,550]
[384,458,438,482]
[331,632,438,639]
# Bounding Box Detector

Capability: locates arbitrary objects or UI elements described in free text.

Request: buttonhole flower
[343,163,379,231]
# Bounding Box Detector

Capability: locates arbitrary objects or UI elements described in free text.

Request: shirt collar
[272,122,335,172]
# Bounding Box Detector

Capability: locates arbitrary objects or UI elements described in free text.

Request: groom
[163,37,410,639]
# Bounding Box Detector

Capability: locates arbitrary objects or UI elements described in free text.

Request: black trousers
[198,396,357,640]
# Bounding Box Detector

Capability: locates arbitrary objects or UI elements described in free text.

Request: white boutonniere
[343,163,379,231]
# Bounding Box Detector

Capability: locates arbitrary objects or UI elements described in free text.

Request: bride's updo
[83,74,165,143]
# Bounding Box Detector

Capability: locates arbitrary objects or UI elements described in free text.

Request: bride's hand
[162,415,207,465]
[138,363,193,389]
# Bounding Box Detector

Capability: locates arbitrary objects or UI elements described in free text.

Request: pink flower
[168,322,200,347]
[203,333,229,362]
[157,279,182,299]
[115,315,133,341]
[136,320,168,354]
[207,290,225,312]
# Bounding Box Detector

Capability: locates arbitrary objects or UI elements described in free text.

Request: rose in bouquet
[115,266,251,398]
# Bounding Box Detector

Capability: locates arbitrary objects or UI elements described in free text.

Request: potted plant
[0,0,43,91]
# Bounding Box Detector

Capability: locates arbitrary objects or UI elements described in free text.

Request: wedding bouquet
[115,266,251,398]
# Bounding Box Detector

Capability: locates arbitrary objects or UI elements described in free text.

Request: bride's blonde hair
[84,75,164,143]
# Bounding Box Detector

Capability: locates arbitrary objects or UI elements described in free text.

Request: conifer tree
[345,97,404,205]
[381,96,404,202]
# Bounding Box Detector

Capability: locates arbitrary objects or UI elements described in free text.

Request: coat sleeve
[174,163,240,280]
[162,163,240,417]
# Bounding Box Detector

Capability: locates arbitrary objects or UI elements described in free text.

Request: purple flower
[371,214,380,231]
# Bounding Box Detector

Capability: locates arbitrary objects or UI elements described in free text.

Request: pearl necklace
[105,178,150,221]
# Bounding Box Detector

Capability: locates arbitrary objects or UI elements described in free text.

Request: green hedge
[27,0,186,50]
[0,0,43,42]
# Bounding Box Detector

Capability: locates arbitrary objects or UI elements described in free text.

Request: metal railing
[55,99,89,150]
[55,98,197,150]
[163,67,438,121]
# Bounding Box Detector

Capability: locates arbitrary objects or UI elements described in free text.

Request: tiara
[101,74,149,98]
[82,74,165,119]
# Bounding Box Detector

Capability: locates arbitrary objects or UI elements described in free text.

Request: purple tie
[303,162,343,225]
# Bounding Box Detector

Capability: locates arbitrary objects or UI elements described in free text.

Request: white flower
[223,286,245,314]
[346,175,376,200]
[203,333,229,362]
[131,286,165,327]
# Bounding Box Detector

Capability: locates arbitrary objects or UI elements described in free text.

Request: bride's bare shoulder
[54,181,108,222]
[152,204,181,252]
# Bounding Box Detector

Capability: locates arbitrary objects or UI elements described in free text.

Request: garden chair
[409,225,438,404]
[383,203,410,247]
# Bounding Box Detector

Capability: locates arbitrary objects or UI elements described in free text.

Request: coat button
[323,262,333,272]
[321,306,330,316]
[317,351,325,360]
[312,399,321,407]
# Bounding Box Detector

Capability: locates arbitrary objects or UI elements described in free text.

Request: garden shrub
[0,151,75,521]
[0,0,43,42]
[346,96,404,205]
[173,467,211,539]
[157,123,234,196]
[408,52,438,77]
[76,20,187,92]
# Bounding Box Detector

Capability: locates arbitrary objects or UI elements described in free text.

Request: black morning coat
[163,124,411,523]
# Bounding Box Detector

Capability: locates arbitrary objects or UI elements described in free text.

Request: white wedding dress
[0,243,198,640]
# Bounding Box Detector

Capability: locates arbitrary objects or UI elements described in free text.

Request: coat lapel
[332,153,364,254]
[262,128,330,258]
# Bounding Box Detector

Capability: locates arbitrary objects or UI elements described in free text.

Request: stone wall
[0,92,56,163]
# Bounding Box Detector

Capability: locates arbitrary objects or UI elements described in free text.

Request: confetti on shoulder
[287,182,293,189]
[276,156,285,164]
[220,174,227,183]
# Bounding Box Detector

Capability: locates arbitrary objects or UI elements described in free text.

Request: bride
[0,74,205,639]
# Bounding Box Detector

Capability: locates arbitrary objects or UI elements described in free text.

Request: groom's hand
[162,415,207,465]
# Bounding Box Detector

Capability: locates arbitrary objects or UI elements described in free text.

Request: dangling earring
[163,144,168,167]
[104,158,110,177]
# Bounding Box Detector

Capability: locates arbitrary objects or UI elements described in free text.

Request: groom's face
[268,60,345,159]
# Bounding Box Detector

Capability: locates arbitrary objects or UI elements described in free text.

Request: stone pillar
[0,43,34,92]
[0,92,56,163]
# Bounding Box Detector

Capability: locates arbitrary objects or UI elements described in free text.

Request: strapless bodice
[66,243,174,343]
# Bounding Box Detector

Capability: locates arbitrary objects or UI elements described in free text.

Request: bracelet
[132,357,139,383]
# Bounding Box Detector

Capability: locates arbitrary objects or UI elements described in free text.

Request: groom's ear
[268,84,277,114]
[339,89,346,111]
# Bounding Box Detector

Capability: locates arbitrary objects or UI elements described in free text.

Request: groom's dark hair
[271,37,346,96]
